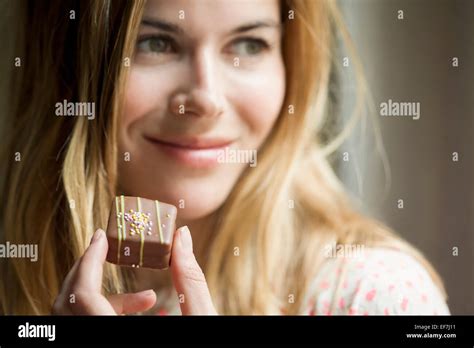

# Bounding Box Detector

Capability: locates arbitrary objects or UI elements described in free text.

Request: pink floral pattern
[304,248,450,315]
[153,248,450,315]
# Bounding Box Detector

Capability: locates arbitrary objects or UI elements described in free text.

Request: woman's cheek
[126,66,184,117]
[119,69,160,173]
[123,70,156,126]
[231,62,286,147]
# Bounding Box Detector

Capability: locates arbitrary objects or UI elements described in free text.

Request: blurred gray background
[337,0,474,314]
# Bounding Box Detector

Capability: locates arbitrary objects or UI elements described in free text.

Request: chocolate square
[106,195,177,269]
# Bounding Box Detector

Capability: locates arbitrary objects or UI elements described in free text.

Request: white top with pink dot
[303,248,450,315]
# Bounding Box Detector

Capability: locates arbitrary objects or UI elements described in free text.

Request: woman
[0,0,449,315]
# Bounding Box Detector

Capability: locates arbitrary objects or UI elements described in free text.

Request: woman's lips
[144,135,235,168]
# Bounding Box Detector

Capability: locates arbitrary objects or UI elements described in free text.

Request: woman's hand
[52,229,157,315]
[169,226,217,315]
[52,226,217,315]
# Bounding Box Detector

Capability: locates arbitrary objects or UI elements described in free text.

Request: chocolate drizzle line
[120,195,126,241]
[115,197,121,264]
[155,200,164,244]
[137,197,145,267]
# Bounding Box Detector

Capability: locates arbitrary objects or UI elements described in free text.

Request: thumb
[107,290,157,314]
[170,226,217,315]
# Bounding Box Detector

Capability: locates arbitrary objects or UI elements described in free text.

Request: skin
[53,227,216,315]
[54,0,285,315]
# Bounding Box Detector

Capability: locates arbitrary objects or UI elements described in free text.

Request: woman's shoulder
[303,247,450,315]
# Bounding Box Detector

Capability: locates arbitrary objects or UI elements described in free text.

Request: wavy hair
[0,0,446,314]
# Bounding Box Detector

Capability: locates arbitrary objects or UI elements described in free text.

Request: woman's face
[119,0,285,221]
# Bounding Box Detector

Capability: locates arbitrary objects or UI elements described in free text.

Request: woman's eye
[230,38,269,56]
[136,36,176,54]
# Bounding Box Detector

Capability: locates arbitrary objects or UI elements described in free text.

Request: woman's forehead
[143,0,282,36]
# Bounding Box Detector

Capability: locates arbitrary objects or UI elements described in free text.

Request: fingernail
[179,226,193,252]
[90,229,104,245]
[139,289,155,297]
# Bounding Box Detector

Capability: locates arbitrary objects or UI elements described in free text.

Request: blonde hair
[0,0,446,315]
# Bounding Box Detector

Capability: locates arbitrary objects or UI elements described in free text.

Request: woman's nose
[169,89,223,118]
[169,49,224,118]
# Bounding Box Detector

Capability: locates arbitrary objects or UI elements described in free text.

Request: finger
[53,229,115,315]
[170,226,217,315]
[53,236,96,314]
[51,296,73,315]
[55,252,83,305]
[108,290,157,315]
[73,228,108,293]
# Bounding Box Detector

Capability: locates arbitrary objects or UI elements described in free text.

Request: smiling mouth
[146,136,234,150]
[144,135,236,168]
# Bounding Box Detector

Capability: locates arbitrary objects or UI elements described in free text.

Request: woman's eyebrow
[140,18,281,34]
[142,18,184,34]
[230,20,282,33]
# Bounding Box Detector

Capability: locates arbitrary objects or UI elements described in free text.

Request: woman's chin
[135,189,228,221]
[166,194,227,222]
[119,175,236,220]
